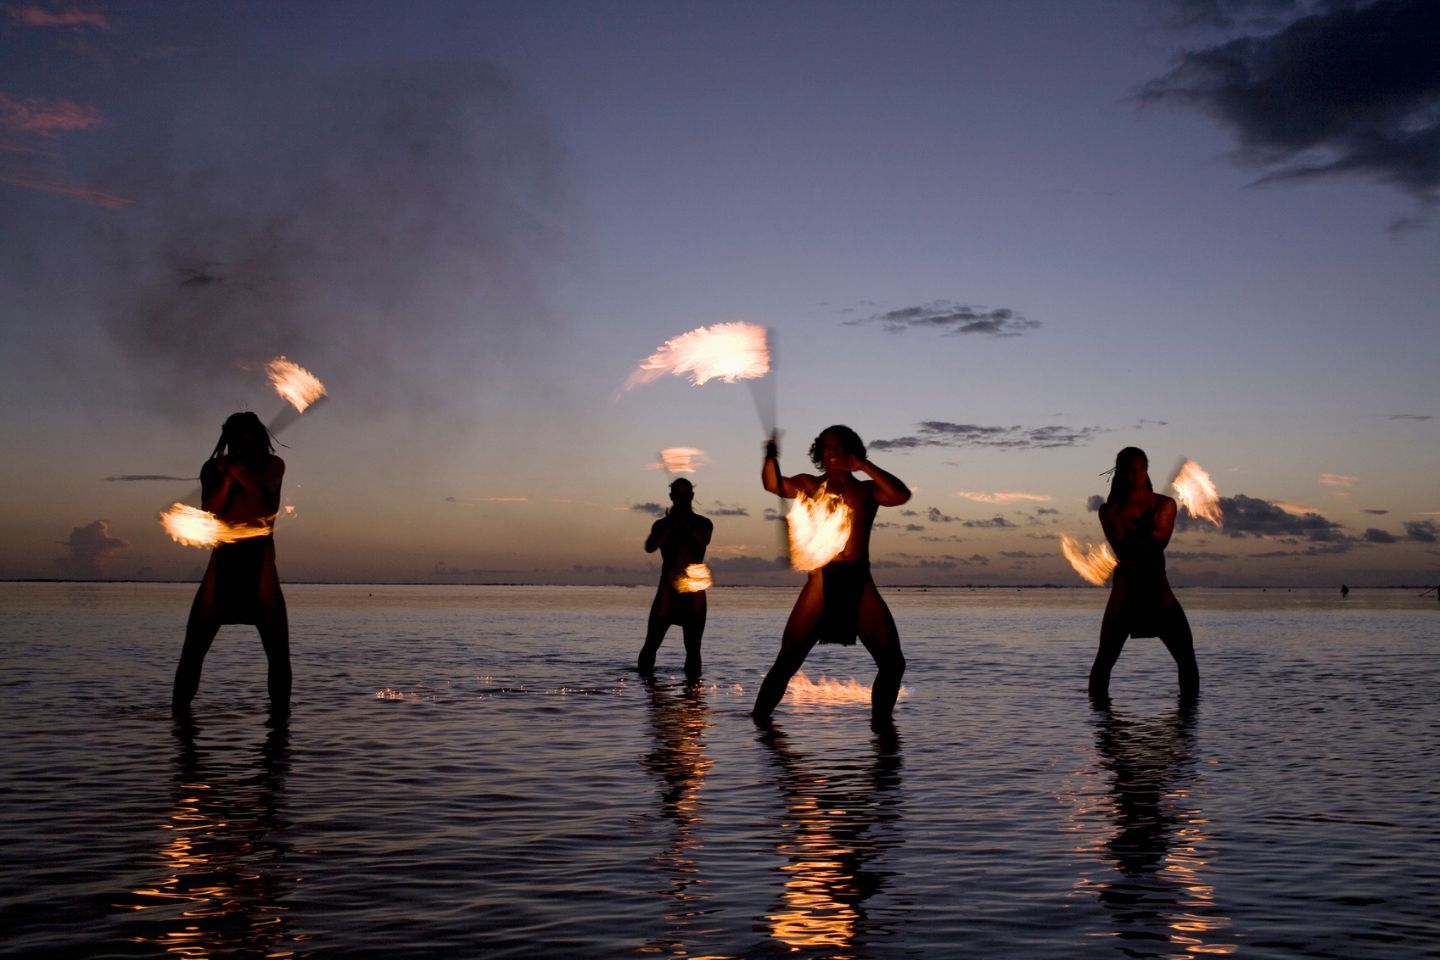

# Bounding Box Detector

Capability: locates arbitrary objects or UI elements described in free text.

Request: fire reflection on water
[118,719,300,956]
[1061,704,1234,956]
[760,726,905,957]
[639,678,716,957]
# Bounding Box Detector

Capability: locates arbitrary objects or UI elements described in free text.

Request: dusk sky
[2,0,1436,587]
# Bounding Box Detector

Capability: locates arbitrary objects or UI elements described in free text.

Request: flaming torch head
[674,562,713,593]
[788,483,853,572]
[1060,533,1117,586]
[265,356,327,413]
[625,321,771,389]
[1171,459,1223,527]
[160,502,275,549]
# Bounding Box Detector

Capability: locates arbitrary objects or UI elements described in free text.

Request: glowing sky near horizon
[1,1,1436,586]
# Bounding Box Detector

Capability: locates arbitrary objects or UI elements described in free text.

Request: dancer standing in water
[752,426,909,726]
[1088,447,1199,701]
[172,412,291,715]
[638,478,714,678]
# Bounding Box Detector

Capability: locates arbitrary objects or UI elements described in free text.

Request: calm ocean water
[1,582,1436,959]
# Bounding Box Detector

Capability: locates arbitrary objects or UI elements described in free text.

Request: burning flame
[625,321,770,389]
[656,446,706,474]
[1171,458,1223,527]
[265,356,327,413]
[674,563,713,593]
[1060,533,1117,586]
[160,503,274,549]
[786,671,907,705]
[787,483,852,571]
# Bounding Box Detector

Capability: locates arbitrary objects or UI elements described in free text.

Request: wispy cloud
[1273,501,1318,516]
[1141,0,1440,227]
[872,421,1103,452]
[482,496,528,503]
[5,5,113,30]
[962,516,1016,529]
[844,301,1040,337]
[709,502,750,517]
[104,474,194,482]
[955,490,1053,505]
[0,173,131,207]
[0,93,102,136]
[1319,473,1357,489]
[1389,413,1434,421]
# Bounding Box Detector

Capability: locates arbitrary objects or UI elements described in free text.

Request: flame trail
[786,671,908,705]
[625,321,771,389]
[1060,533,1117,586]
[1171,459,1223,527]
[674,563,713,593]
[265,356,327,412]
[160,503,275,549]
[787,484,852,572]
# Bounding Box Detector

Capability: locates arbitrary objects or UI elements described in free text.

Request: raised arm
[854,456,910,507]
[1152,496,1177,548]
[762,432,804,499]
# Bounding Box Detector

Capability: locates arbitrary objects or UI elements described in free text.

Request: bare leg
[257,577,291,711]
[681,592,706,678]
[1158,591,1199,699]
[1088,588,1128,699]
[856,581,905,723]
[174,610,220,710]
[752,575,823,721]
[637,587,671,674]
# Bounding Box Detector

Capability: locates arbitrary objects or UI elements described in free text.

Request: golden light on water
[1060,533,1118,586]
[265,356,327,413]
[1171,459,1223,527]
[787,484,852,572]
[656,446,707,473]
[625,321,771,389]
[674,563,713,593]
[160,503,274,549]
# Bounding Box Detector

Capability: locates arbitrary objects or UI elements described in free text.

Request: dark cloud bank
[872,421,1104,452]
[1143,0,1440,228]
[845,301,1040,337]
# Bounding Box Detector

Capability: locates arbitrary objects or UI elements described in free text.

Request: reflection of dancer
[1082,701,1232,953]
[638,479,714,677]
[638,677,714,956]
[122,717,296,955]
[172,412,291,714]
[1089,447,1199,700]
[752,426,909,725]
[757,724,905,954]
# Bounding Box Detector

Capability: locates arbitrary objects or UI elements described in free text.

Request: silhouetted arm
[762,432,800,498]
[1152,497,1177,548]
[645,516,668,553]
[855,457,910,507]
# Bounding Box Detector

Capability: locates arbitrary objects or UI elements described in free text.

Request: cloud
[1184,493,1347,541]
[104,473,194,482]
[632,502,665,516]
[1273,501,1319,516]
[1319,473,1357,488]
[962,516,1016,529]
[1389,413,1433,421]
[482,496,528,503]
[904,523,926,532]
[1086,495,1106,512]
[927,507,959,523]
[1140,0,1440,225]
[1169,550,1231,561]
[1364,527,1398,543]
[1363,508,1389,515]
[844,301,1040,337]
[1405,519,1438,542]
[955,490,1053,504]
[0,93,103,136]
[1000,550,1047,559]
[709,554,787,573]
[54,519,127,578]
[708,503,750,517]
[0,173,131,207]
[5,5,112,30]
[871,421,1103,452]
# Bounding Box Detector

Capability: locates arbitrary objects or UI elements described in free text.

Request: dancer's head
[668,477,695,508]
[211,412,274,464]
[810,425,866,471]
[1106,446,1152,505]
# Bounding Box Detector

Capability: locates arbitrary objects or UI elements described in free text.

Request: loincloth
[206,537,275,625]
[815,560,870,646]
[1113,564,1171,639]
[655,581,704,626]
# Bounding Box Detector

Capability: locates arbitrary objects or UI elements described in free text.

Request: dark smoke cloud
[55,519,127,578]
[1141,0,1440,227]
[871,420,1104,452]
[844,301,1040,337]
[91,56,569,421]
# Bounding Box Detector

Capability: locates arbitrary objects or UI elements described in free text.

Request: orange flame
[674,562,713,593]
[787,483,852,571]
[160,503,274,549]
[656,446,706,473]
[1172,458,1223,527]
[625,321,770,389]
[786,671,907,705]
[265,356,327,413]
[1060,533,1117,586]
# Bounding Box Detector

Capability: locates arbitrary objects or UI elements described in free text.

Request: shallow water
[1,583,1437,958]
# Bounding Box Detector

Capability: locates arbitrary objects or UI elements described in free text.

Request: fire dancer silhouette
[638,478,714,677]
[172,412,291,715]
[1088,447,1199,701]
[752,426,910,726]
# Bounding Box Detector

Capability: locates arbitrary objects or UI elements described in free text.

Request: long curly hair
[809,425,866,470]
[210,412,274,466]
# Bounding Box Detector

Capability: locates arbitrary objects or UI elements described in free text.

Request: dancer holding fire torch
[172,412,291,716]
[1088,446,1199,701]
[638,478,714,678]
[752,426,910,726]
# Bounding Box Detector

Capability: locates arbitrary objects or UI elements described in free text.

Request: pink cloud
[0,92,102,135]
[5,5,112,30]
[0,173,132,207]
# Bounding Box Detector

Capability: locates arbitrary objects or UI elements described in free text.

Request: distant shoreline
[3,579,1435,591]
